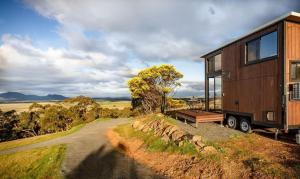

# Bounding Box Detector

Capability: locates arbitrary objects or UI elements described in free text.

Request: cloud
[1,0,299,97]
[0,34,133,97]
[24,0,299,61]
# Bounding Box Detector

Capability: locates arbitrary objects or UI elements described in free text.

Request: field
[0,100,131,113]
[0,145,66,179]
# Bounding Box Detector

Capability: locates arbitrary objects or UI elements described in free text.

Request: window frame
[290,61,300,82]
[245,30,278,65]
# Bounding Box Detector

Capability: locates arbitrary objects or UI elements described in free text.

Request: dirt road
[0,119,164,179]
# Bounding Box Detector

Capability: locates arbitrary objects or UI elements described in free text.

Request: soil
[107,129,225,178]
[107,127,300,178]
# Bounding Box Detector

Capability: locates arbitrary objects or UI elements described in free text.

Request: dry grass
[0,144,66,179]
[97,100,131,109]
[0,100,131,113]
[0,102,56,113]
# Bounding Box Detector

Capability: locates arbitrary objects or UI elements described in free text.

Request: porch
[174,109,224,127]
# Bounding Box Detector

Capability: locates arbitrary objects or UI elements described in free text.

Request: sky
[0,0,300,98]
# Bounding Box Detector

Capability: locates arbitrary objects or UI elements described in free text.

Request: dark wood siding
[285,21,300,127]
[217,23,283,126]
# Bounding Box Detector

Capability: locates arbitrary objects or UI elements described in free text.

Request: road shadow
[66,144,165,179]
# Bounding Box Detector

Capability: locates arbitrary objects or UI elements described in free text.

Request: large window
[246,31,277,63]
[208,53,221,73]
[291,61,300,81]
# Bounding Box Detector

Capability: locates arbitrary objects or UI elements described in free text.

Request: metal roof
[200,11,300,58]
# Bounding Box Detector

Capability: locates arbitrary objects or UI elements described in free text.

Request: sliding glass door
[208,76,222,111]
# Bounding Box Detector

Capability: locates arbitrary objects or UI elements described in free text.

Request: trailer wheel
[239,118,252,133]
[227,116,237,129]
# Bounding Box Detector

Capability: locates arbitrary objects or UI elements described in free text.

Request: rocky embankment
[132,118,216,154]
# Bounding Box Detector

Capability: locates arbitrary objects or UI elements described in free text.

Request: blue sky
[0,0,299,97]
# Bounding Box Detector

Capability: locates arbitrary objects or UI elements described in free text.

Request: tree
[128,64,183,113]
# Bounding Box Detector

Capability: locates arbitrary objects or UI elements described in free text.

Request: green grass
[114,123,198,156]
[0,123,84,151]
[0,144,66,179]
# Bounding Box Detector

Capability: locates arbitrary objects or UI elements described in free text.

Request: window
[260,31,277,58]
[208,53,221,73]
[247,39,259,62]
[246,31,277,63]
[291,62,300,81]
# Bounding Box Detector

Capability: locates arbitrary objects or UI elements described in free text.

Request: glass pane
[209,78,215,110]
[247,39,259,62]
[291,62,300,81]
[215,54,221,71]
[208,58,215,73]
[215,76,222,110]
[260,31,277,59]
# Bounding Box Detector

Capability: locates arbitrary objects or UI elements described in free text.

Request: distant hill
[0,92,67,102]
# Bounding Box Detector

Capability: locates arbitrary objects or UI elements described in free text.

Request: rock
[171,131,187,141]
[141,125,150,132]
[202,146,218,154]
[168,126,179,136]
[192,135,202,143]
[163,125,173,135]
[194,141,205,148]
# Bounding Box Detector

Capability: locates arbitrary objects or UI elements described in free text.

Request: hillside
[0,92,67,102]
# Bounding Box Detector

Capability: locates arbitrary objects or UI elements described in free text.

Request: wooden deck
[175,109,224,123]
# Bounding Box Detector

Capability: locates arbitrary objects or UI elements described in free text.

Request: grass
[0,102,56,113]
[0,123,84,151]
[0,100,131,113]
[0,144,66,179]
[114,123,198,156]
[97,100,131,109]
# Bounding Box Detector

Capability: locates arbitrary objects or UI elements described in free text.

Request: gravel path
[0,118,164,179]
[174,119,244,142]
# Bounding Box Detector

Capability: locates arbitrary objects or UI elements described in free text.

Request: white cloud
[1,0,299,97]
[24,0,298,60]
[0,34,133,97]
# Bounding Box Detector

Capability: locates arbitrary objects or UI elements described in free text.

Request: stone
[171,131,186,141]
[194,141,205,148]
[168,126,179,136]
[192,135,202,143]
[141,125,150,132]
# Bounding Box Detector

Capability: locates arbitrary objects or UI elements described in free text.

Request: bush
[167,98,187,109]
[0,96,142,142]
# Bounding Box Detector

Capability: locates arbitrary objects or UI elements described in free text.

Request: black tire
[239,118,252,133]
[227,116,237,129]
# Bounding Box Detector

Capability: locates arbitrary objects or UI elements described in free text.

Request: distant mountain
[0,92,67,102]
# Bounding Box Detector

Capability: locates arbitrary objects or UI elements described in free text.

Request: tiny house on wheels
[201,12,300,134]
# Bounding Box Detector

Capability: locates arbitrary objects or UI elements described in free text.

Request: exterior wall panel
[216,23,283,126]
[285,21,300,127]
